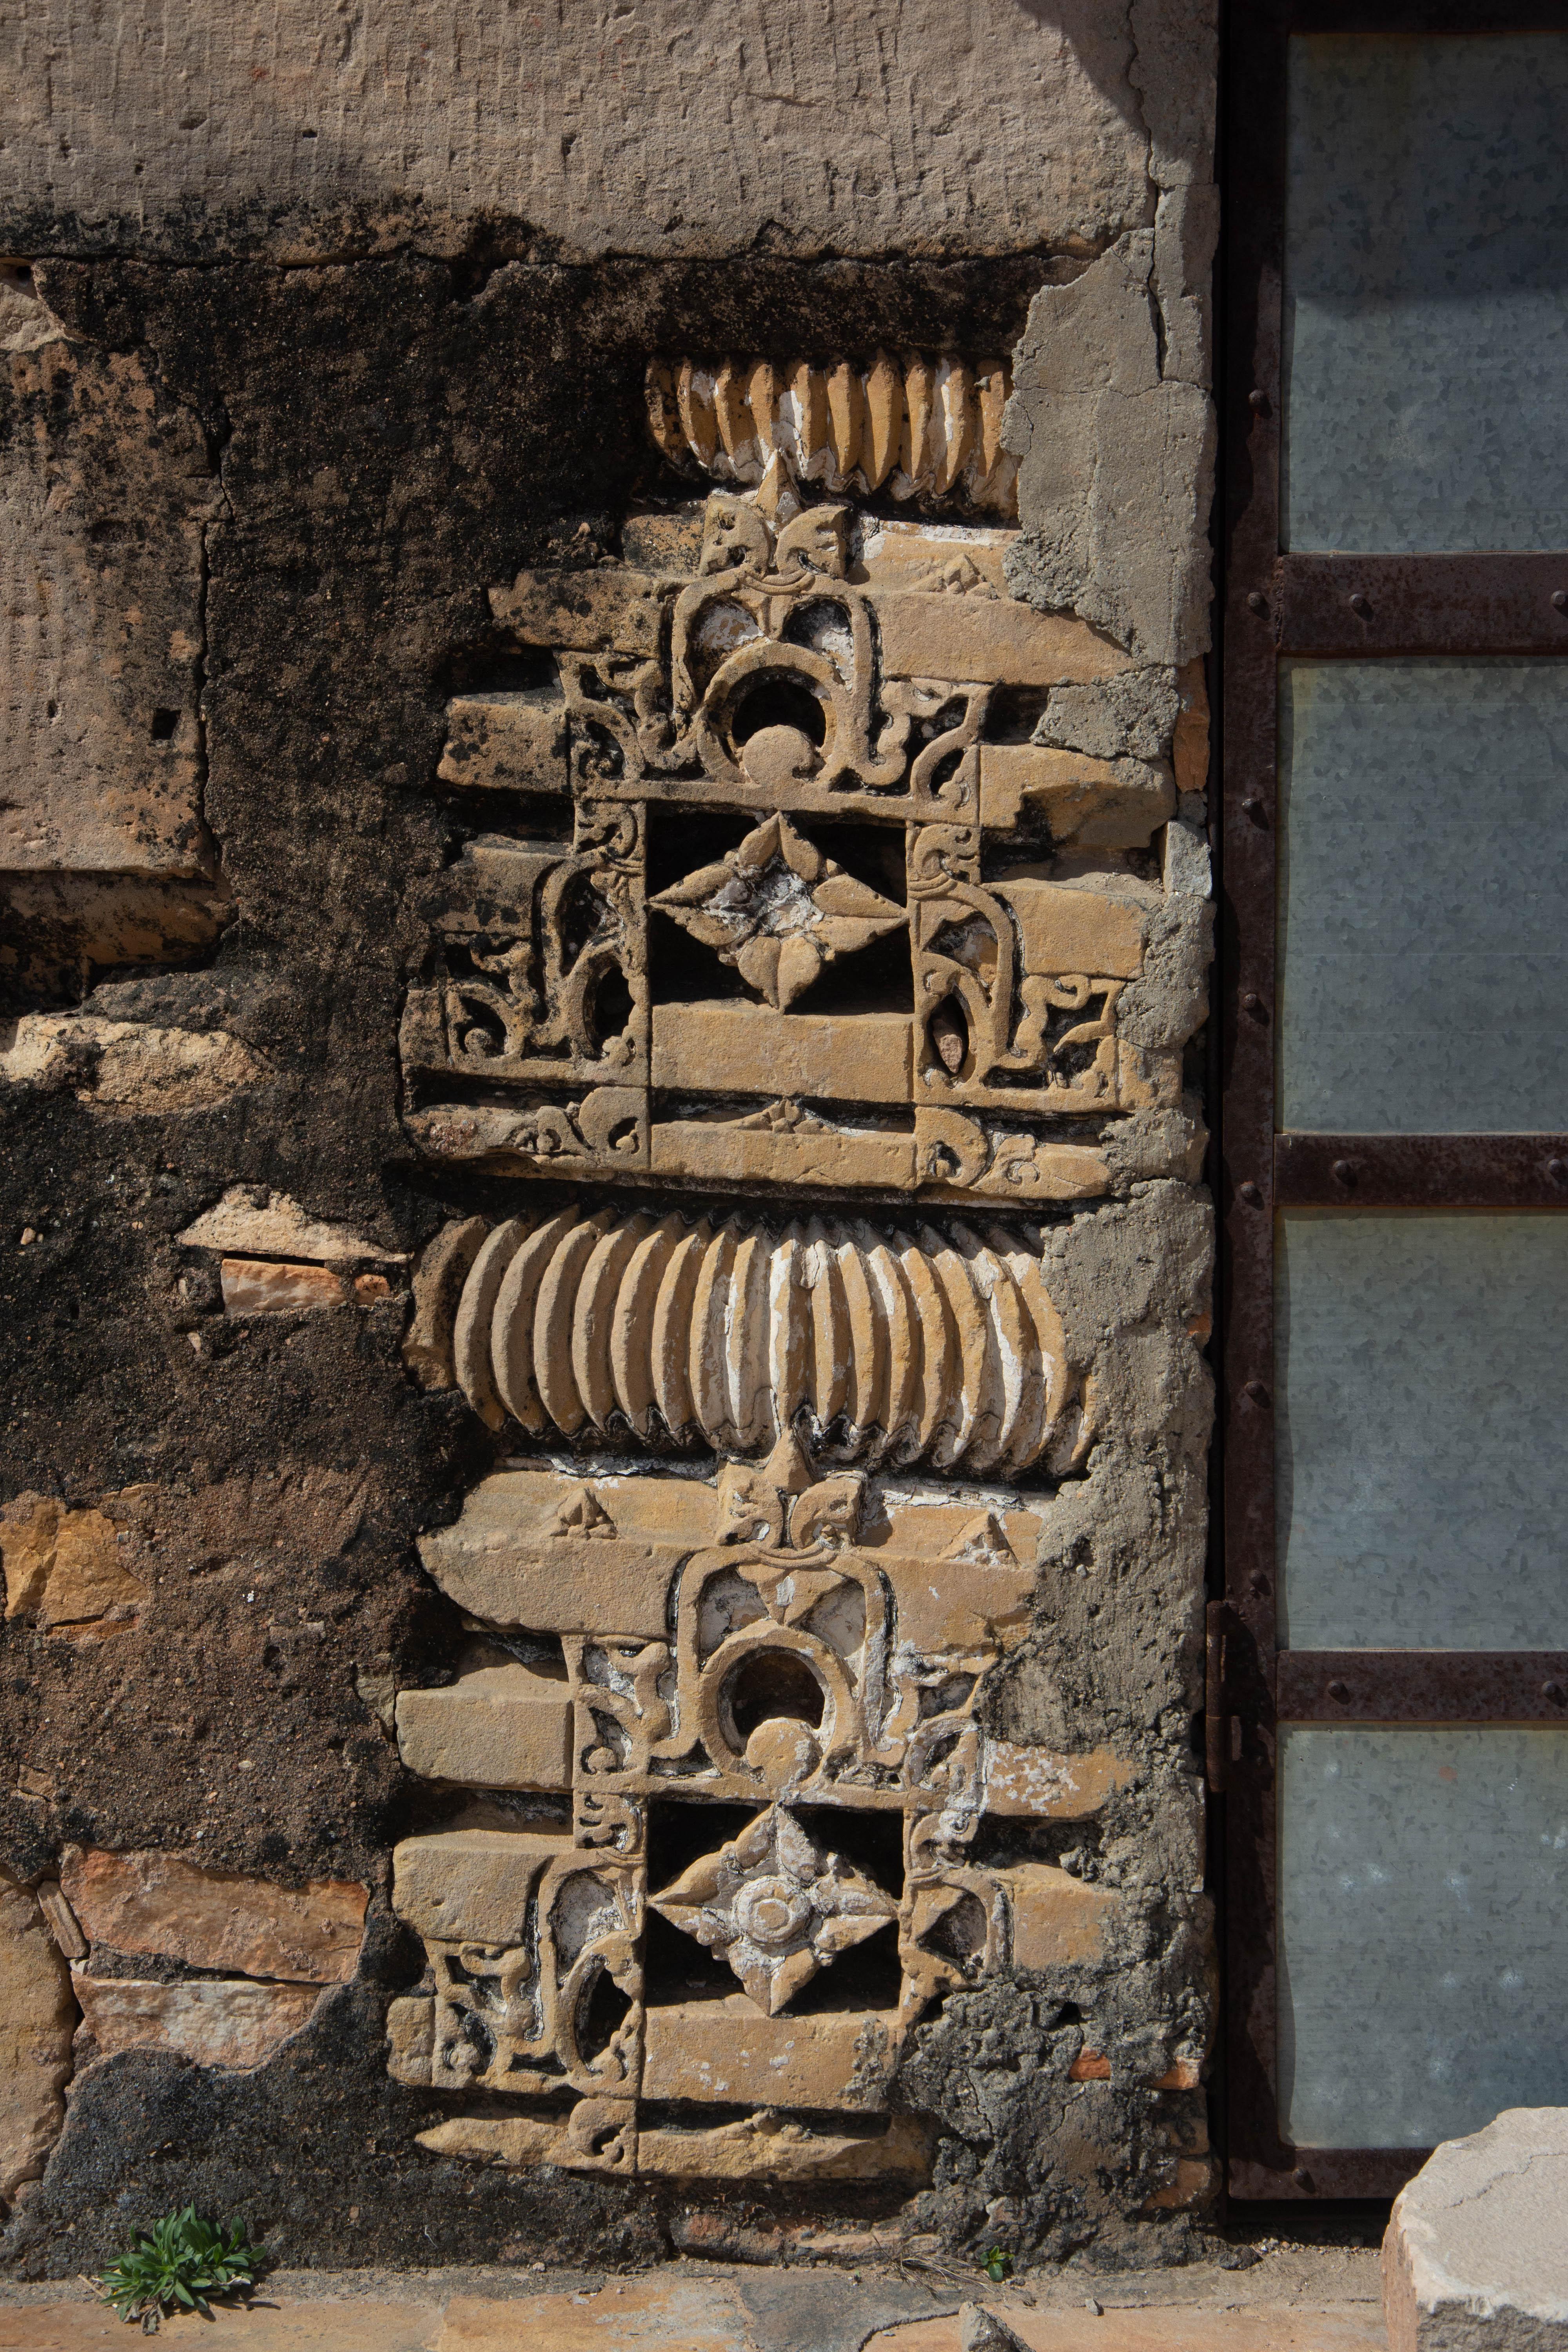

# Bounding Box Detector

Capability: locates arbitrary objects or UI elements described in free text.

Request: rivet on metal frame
[1331,1159,1357,1187]
[1242,1379,1270,1409]
[1238,1180,1263,1207]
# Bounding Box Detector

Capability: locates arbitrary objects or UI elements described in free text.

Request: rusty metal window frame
[1219,0,1568,2201]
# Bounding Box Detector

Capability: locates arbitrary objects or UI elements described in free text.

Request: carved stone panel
[389,378,1193,2184]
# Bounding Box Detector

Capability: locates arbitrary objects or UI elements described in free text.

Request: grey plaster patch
[1034,668,1181,762]
[1118,897,1214,1049]
[1004,236,1216,666]
[1129,0,1220,189]
[0,0,1152,264]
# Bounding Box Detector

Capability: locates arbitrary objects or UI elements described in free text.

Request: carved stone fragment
[419,1204,1082,1477]
[645,354,1018,516]
[651,1806,898,2014]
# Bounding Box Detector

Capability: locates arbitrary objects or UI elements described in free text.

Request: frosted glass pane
[1278,659,1568,1133]
[1279,1728,1568,2147]
[1276,1212,1568,1650]
[1285,34,1568,551]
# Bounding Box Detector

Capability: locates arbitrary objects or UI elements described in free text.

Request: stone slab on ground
[0,2249,1387,2352]
[1384,2108,1568,2352]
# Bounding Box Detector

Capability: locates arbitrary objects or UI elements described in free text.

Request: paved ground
[0,2243,1387,2352]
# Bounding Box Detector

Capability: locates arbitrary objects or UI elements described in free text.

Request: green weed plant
[95,2207,260,2332]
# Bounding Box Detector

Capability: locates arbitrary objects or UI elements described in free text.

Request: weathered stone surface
[0,1495,145,1635]
[1005,234,1217,666]
[0,4,1163,265]
[1384,2109,1568,2352]
[394,1662,574,1792]
[179,1187,406,1264]
[74,1975,321,2071]
[437,691,569,797]
[58,1848,367,1984]
[0,1015,270,1112]
[0,1870,75,2207]
[0,339,218,879]
[490,569,669,656]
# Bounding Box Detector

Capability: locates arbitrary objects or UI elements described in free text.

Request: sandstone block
[0,1015,270,1112]
[438,692,569,795]
[420,1528,676,1643]
[652,1113,917,1193]
[990,876,1147,979]
[178,1187,405,1264]
[392,1828,570,1946]
[0,1870,75,2205]
[1,873,230,1000]
[34,1882,87,1962]
[394,1663,574,1792]
[418,2105,930,2181]
[74,1975,320,2071]
[878,1515,1040,1655]
[984,1742,1135,1820]
[998,1864,1120,1970]
[979,744,1175,846]
[857,520,1014,594]
[220,1258,351,1314]
[869,587,1131,688]
[643,1996,898,2112]
[961,2307,1030,2352]
[0,1494,145,1635]
[59,1848,367,1984]
[1384,2109,1568,2352]
[649,1002,912,1104]
[385,1993,435,2087]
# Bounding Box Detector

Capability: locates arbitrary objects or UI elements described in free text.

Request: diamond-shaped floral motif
[649,1802,897,2014]
[650,813,905,1011]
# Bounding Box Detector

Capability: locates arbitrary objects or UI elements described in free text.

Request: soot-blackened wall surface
[0,0,1218,2276]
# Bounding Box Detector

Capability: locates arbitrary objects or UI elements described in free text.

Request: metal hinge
[1205,1599,1232,1795]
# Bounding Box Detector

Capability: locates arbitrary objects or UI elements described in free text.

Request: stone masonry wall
[0,0,1218,2276]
